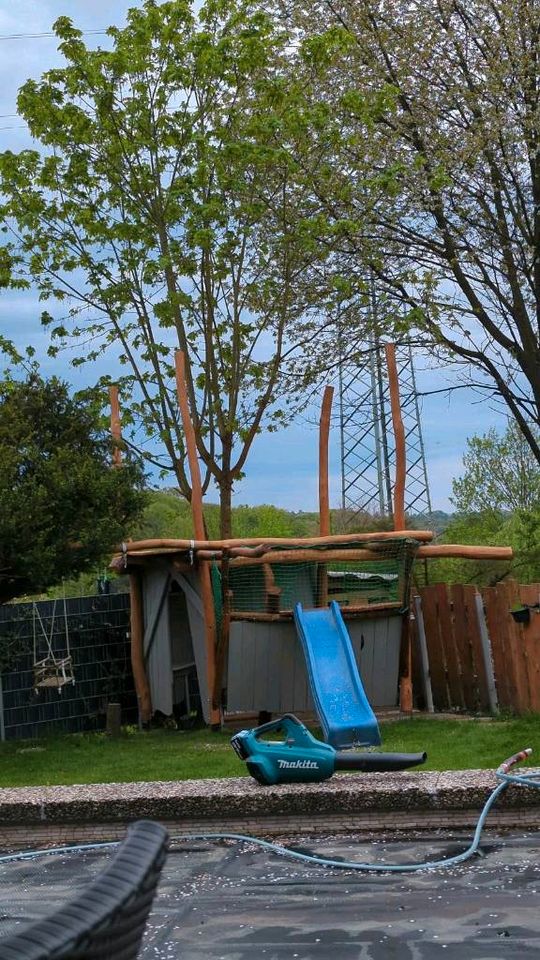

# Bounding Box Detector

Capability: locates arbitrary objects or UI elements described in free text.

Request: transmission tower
[338,307,432,524]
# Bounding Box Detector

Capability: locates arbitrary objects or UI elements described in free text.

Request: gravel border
[1,769,540,825]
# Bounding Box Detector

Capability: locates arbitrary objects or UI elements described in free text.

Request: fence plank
[450,583,477,711]
[433,582,464,709]
[411,595,434,712]
[482,585,514,711]
[418,586,449,710]
[519,584,540,712]
[501,579,531,712]
[462,585,491,711]
[414,580,540,717]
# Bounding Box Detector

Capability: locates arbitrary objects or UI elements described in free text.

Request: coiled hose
[1,749,538,873]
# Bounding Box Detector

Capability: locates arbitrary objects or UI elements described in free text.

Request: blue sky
[0,1,507,513]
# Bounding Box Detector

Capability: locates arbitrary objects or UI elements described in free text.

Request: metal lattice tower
[339,332,432,524]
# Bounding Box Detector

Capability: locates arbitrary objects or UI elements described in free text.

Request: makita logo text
[277,759,319,769]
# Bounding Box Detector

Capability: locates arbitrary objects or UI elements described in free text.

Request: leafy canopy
[285,0,540,460]
[0,0,336,536]
[0,376,145,602]
[452,422,540,516]
[432,421,540,585]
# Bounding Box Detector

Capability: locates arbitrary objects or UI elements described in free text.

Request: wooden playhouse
[110,348,512,727]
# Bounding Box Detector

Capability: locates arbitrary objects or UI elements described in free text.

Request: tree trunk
[219,437,234,540]
[220,475,233,541]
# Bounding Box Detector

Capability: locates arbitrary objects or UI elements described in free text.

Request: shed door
[169,586,200,718]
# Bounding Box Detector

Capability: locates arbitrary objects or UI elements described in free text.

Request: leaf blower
[231,713,427,786]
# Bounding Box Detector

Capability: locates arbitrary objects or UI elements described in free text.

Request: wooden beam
[213,549,232,710]
[129,572,152,725]
[230,601,402,622]
[399,611,413,714]
[418,544,513,560]
[175,351,205,541]
[229,547,399,567]
[385,343,406,530]
[263,563,282,614]
[232,544,514,563]
[120,529,435,553]
[319,386,333,537]
[117,541,513,565]
[175,350,220,725]
[227,544,513,566]
[318,385,333,608]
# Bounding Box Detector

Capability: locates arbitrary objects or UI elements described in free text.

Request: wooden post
[318,385,334,607]
[129,572,152,725]
[213,549,232,710]
[109,385,122,467]
[413,595,434,712]
[399,610,414,714]
[474,591,499,715]
[106,702,122,737]
[263,564,282,613]
[384,344,406,531]
[385,344,411,707]
[174,350,220,725]
[319,386,333,536]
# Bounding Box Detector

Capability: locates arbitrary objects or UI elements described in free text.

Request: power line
[0,30,108,41]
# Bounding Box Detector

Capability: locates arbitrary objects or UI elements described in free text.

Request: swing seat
[34,655,75,691]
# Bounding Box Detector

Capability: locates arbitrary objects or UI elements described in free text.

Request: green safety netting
[210,538,420,619]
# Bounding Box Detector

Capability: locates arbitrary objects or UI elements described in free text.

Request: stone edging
[2,769,540,826]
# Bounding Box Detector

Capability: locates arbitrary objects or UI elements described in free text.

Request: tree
[431,420,540,584]
[0,375,145,602]
[229,503,297,537]
[284,0,540,461]
[131,489,317,539]
[452,421,540,515]
[0,1,333,539]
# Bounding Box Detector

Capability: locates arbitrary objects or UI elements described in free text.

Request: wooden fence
[412,580,540,714]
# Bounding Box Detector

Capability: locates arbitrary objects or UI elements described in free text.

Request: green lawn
[1,717,539,788]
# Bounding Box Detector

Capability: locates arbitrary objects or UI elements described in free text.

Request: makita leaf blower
[231,714,427,786]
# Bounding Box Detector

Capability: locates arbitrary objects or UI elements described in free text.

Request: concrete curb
[1,769,540,825]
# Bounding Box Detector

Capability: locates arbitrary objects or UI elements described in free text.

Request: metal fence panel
[0,594,137,740]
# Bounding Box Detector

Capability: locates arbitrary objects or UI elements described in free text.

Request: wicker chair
[0,820,169,960]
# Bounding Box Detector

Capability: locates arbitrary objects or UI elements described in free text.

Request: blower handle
[252,713,305,738]
[334,751,427,772]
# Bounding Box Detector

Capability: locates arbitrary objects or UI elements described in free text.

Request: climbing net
[212,537,420,620]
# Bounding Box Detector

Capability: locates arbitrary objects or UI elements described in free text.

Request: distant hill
[130,490,453,540]
[410,511,452,535]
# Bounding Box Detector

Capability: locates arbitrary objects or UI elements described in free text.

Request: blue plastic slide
[294,601,381,749]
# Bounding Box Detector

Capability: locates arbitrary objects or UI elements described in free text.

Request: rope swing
[32,592,75,693]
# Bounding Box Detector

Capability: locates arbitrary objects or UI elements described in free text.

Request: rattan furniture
[0,820,168,960]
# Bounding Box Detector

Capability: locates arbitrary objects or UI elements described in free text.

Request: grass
[1,716,539,788]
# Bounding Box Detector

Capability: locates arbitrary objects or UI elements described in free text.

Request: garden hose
[1,749,538,873]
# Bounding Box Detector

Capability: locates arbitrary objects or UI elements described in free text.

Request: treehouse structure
[110,349,512,727]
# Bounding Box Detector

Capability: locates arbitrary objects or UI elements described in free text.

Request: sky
[0,0,507,513]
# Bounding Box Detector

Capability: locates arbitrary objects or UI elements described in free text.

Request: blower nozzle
[334,751,427,772]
